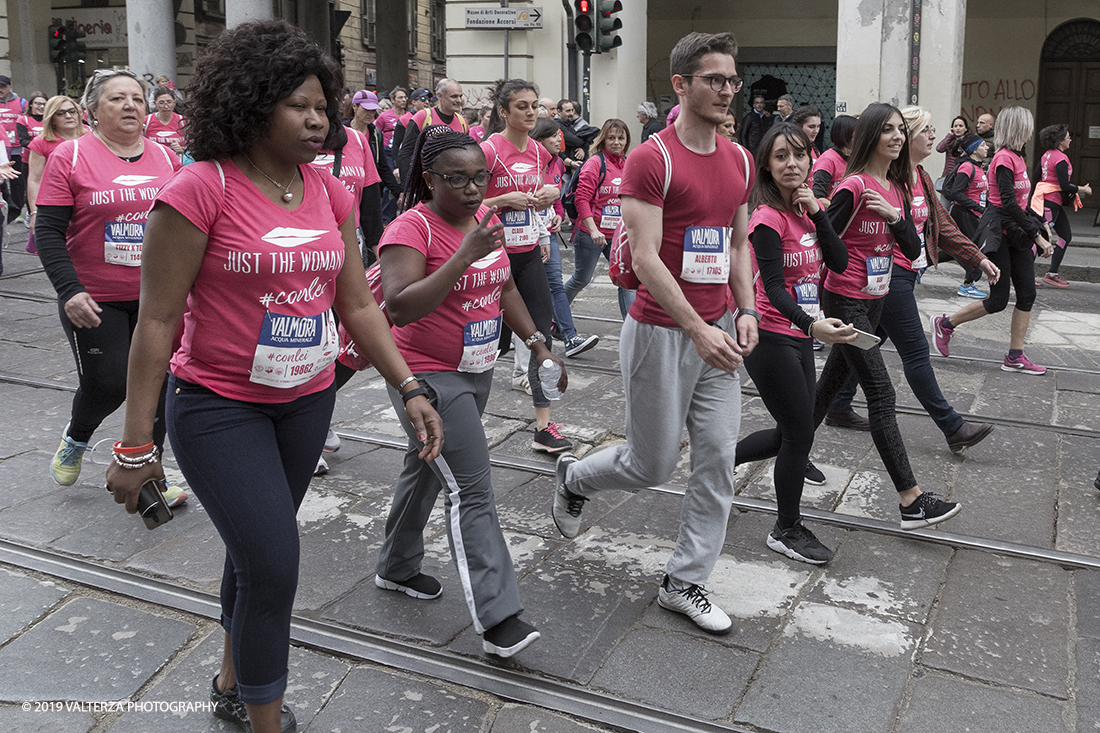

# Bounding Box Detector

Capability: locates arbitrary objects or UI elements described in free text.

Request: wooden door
[1037,61,1100,207]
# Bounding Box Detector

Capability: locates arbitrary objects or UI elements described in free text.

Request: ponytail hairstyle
[486,78,539,134]
[401,124,483,212]
[749,123,813,214]
[828,114,858,154]
[845,102,912,210]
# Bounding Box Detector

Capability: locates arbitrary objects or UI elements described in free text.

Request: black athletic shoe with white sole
[899,492,961,530]
[804,462,826,486]
[766,521,833,565]
[375,572,443,599]
[211,675,297,732]
[483,614,540,657]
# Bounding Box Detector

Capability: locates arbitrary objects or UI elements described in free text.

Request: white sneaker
[657,575,732,635]
[511,374,532,396]
[324,428,341,453]
[314,455,329,476]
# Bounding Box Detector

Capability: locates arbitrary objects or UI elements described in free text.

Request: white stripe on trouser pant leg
[431,455,484,634]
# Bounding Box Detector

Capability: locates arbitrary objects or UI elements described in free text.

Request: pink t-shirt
[308,127,381,225]
[987,148,1029,210]
[824,173,905,299]
[813,148,847,198]
[1039,148,1070,206]
[376,108,400,148]
[620,126,754,328]
[574,152,625,238]
[160,160,354,403]
[409,107,468,137]
[893,187,929,271]
[0,97,24,150]
[379,203,510,373]
[545,155,566,220]
[17,115,44,142]
[144,112,185,149]
[956,159,987,216]
[28,134,72,160]
[482,133,549,253]
[469,125,487,142]
[748,204,823,337]
[36,134,181,301]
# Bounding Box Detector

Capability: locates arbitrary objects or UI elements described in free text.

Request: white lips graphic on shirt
[314,154,336,166]
[509,162,536,174]
[799,232,818,248]
[112,175,159,187]
[470,249,505,269]
[612,177,622,185]
[261,227,328,248]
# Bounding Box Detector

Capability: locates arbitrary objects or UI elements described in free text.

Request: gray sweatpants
[377,370,522,634]
[565,312,741,586]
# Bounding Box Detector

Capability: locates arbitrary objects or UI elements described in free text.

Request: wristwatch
[524,331,547,348]
[736,308,761,322]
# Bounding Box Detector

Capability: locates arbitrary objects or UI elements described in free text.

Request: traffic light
[596,0,623,53]
[573,0,595,53]
[65,21,87,65]
[48,23,68,63]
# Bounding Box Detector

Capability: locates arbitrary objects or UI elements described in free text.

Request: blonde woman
[27,96,87,246]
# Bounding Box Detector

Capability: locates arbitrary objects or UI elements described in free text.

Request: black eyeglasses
[428,169,490,188]
[56,108,80,117]
[682,74,744,93]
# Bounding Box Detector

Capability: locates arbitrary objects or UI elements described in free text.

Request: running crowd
[9,19,1094,733]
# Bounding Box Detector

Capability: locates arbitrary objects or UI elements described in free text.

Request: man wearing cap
[397,78,467,187]
[351,90,401,252]
[0,76,26,223]
[391,88,432,178]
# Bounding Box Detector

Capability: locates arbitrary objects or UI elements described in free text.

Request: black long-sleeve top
[35,205,87,303]
[944,157,984,214]
[825,187,922,260]
[1032,158,1078,200]
[364,122,401,198]
[994,153,1040,238]
[750,207,849,336]
[17,115,42,149]
[812,170,835,200]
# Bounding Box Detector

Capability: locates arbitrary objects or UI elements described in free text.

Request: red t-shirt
[481,133,549,253]
[144,112,185,149]
[748,204,823,337]
[956,159,987,216]
[159,160,354,403]
[620,126,754,328]
[813,148,846,198]
[379,203,510,373]
[36,135,181,301]
[574,152,625,238]
[308,127,381,225]
[893,188,929,271]
[1039,149,1070,206]
[824,173,904,299]
[987,148,1029,210]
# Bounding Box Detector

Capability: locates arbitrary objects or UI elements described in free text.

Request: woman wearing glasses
[35,71,185,508]
[374,124,561,658]
[144,85,186,155]
[27,96,84,253]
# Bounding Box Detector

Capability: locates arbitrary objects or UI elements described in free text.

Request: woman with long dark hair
[1032,123,1091,287]
[791,105,822,159]
[811,114,857,208]
[932,106,1053,375]
[736,123,855,564]
[815,102,961,530]
[104,20,441,733]
[936,115,970,183]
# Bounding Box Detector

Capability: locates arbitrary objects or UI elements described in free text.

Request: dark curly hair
[402,125,483,212]
[183,19,343,161]
[1038,123,1069,152]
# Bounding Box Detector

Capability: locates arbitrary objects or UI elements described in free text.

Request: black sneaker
[564,334,599,357]
[482,614,540,657]
[766,521,834,565]
[899,492,961,530]
[533,422,572,453]
[375,572,442,599]
[804,462,826,486]
[211,675,297,732]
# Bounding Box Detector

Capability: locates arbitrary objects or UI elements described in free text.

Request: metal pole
[561,0,577,104]
[502,0,509,79]
[582,51,590,121]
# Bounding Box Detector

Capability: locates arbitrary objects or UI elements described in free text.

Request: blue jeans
[828,265,964,436]
[167,375,335,705]
[544,232,579,341]
[565,228,636,319]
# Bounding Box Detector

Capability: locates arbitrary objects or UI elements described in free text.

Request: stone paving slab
[946,461,1058,549]
[735,602,921,733]
[922,550,1071,698]
[0,450,67,511]
[305,664,491,732]
[1076,638,1100,733]
[123,520,226,591]
[0,707,94,733]
[590,627,759,720]
[0,596,196,703]
[0,566,70,644]
[1077,570,1100,641]
[105,627,349,733]
[489,702,618,732]
[896,670,1070,733]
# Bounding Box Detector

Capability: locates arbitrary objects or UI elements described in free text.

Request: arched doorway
[1036,18,1100,206]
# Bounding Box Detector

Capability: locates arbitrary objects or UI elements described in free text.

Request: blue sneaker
[957,283,987,299]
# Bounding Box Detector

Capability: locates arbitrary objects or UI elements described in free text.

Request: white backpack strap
[733,142,750,188]
[412,208,431,250]
[652,134,673,199]
[152,139,174,168]
[484,139,500,173]
[71,137,80,170]
[837,175,867,239]
[213,160,226,192]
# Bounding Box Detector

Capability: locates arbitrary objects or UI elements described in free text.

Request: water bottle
[538,359,562,400]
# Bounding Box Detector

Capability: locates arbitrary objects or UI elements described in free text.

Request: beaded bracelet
[113,447,160,469]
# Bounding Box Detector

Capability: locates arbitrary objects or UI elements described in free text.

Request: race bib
[501,208,537,250]
[250,310,338,388]
[863,256,892,296]
[910,231,928,270]
[103,220,145,267]
[979,190,988,207]
[5,129,15,146]
[792,282,821,325]
[599,203,622,231]
[458,315,501,373]
[681,226,731,284]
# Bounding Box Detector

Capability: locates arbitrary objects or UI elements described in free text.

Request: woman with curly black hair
[1032,123,1092,287]
[105,19,442,733]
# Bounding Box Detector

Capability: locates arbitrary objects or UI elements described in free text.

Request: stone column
[226,0,273,29]
[835,0,911,116]
[126,0,176,80]
[920,0,966,133]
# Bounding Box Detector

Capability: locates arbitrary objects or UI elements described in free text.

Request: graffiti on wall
[960,78,1036,122]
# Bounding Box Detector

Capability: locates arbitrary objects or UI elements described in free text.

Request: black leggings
[58,298,167,447]
[738,330,816,527]
[506,247,555,408]
[813,291,917,493]
[1044,202,1073,274]
[982,234,1037,314]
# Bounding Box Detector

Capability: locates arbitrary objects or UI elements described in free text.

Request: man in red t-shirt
[552,31,758,636]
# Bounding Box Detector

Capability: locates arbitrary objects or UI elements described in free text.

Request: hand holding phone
[851,327,881,350]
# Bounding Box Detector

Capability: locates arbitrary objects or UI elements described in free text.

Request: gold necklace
[95,130,143,159]
[245,154,296,202]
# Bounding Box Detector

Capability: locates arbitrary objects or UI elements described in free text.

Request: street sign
[466,7,543,29]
